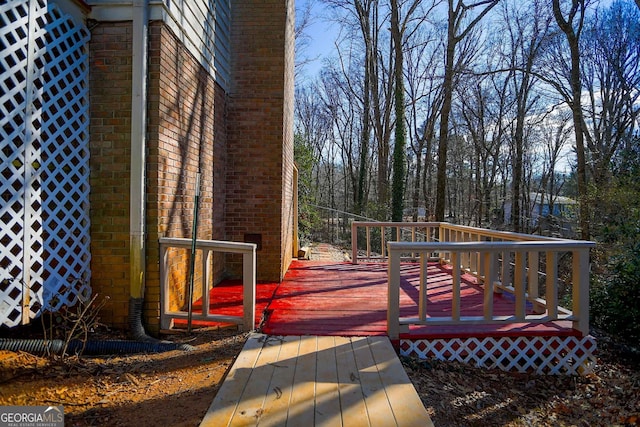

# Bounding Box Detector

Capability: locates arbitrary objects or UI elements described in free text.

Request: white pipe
[130,0,148,300]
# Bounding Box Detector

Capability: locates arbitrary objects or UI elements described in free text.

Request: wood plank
[286,335,317,426]
[315,336,342,427]
[367,336,433,427]
[351,335,397,427]
[334,336,370,426]
[229,336,283,426]
[200,334,265,427]
[258,335,300,427]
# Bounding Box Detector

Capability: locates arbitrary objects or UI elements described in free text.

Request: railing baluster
[381,226,386,258]
[419,253,428,321]
[351,221,358,265]
[500,250,510,290]
[366,226,371,259]
[461,232,470,273]
[528,251,539,300]
[514,251,526,321]
[546,251,558,319]
[451,251,460,321]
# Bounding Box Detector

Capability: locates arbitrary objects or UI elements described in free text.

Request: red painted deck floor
[178,260,577,338]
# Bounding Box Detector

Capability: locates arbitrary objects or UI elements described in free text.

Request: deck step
[200,333,433,427]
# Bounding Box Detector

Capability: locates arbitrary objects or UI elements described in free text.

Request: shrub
[590,243,640,344]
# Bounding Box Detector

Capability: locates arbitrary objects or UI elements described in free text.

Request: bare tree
[406,25,445,221]
[581,1,640,186]
[501,0,552,232]
[435,0,500,222]
[551,0,590,240]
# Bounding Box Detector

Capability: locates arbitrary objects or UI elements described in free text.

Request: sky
[296,0,339,78]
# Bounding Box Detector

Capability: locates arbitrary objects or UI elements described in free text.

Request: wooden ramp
[200,333,433,427]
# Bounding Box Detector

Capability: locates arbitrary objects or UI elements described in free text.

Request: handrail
[351,221,441,262]
[386,239,594,340]
[350,221,594,339]
[159,237,257,331]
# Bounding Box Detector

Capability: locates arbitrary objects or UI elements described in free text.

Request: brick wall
[88,22,134,329]
[146,22,227,332]
[227,0,295,281]
[89,21,227,332]
[89,2,294,330]
[281,0,296,276]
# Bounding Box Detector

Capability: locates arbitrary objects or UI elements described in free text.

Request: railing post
[203,249,212,318]
[387,244,401,341]
[419,252,428,321]
[351,221,358,264]
[546,251,558,319]
[483,251,497,321]
[572,249,590,336]
[159,241,172,330]
[514,251,526,320]
[242,247,257,331]
[528,251,542,313]
[451,251,460,321]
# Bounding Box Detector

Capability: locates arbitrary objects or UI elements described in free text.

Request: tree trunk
[390,0,406,224]
[552,0,590,240]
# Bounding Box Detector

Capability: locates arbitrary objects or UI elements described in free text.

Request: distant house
[503,193,578,237]
[1,0,296,333]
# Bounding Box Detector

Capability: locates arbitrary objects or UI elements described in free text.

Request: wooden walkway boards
[200,333,433,427]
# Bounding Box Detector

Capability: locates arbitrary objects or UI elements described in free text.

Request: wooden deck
[199,333,433,427]
[177,260,577,339]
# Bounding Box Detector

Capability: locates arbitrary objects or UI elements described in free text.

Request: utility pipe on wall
[129,0,150,338]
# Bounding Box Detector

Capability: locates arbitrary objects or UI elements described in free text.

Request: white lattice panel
[400,335,597,375]
[1,0,91,327]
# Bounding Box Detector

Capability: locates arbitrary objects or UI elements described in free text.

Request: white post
[203,249,212,317]
[242,248,257,331]
[419,253,428,321]
[451,252,460,321]
[387,245,401,341]
[572,249,590,336]
[528,251,539,300]
[351,221,358,264]
[546,251,558,319]
[159,243,171,330]
[514,251,526,320]
[483,251,496,321]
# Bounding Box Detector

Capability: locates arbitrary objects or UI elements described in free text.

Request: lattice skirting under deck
[400,335,597,375]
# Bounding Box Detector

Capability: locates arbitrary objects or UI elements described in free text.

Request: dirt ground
[0,328,247,427]
[1,327,638,427]
[403,332,640,427]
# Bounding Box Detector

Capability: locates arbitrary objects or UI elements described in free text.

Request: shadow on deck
[179,259,577,339]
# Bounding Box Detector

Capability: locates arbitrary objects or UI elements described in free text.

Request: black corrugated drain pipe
[0,337,193,356]
[0,299,195,356]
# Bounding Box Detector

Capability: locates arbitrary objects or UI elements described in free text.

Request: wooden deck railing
[350,222,595,339]
[159,238,257,331]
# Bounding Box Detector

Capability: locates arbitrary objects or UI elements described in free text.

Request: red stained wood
[178,260,576,338]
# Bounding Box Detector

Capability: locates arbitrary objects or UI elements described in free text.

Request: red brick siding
[227,0,295,281]
[146,22,227,332]
[89,21,227,332]
[88,22,133,329]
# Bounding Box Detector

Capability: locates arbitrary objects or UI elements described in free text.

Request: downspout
[129,0,153,340]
